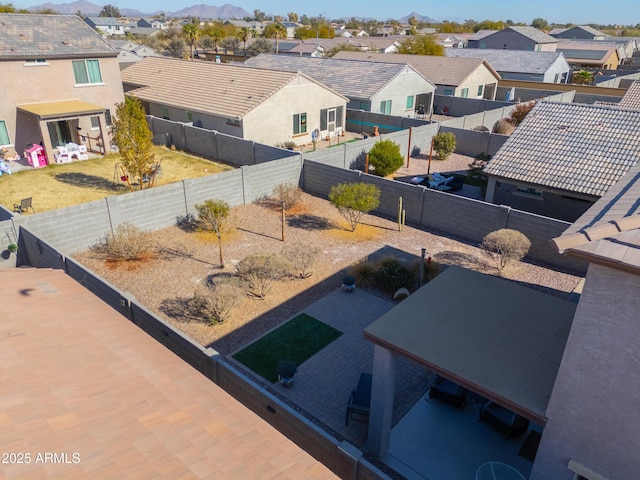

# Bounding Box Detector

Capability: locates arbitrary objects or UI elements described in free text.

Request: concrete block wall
[487,133,509,156]
[0,217,18,268]
[18,226,65,269]
[241,156,303,202]
[184,123,218,160]
[439,126,492,157]
[149,116,186,150]
[255,143,299,164]
[507,209,586,271]
[303,161,363,198]
[18,198,111,254]
[433,95,512,117]
[65,256,133,320]
[184,169,245,212]
[217,134,255,166]
[361,174,425,224]
[346,110,425,135]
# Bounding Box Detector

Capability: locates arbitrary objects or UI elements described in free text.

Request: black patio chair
[346,373,372,425]
[14,197,35,214]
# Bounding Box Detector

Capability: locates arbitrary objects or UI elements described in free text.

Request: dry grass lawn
[1,146,233,213]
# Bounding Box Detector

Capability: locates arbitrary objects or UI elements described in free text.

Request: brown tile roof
[0,268,337,479]
[619,81,640,110]
[120,56,323,119]
[483,101,640,197]
[0,13,117,59]
[331,51,500,86]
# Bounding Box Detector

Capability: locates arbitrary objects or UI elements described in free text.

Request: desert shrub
[329,182,381,232]
[283,242,319,278]
[409,257,442,285]
[196,199,230,268]
[433,132,456,160]
[473,125,490,132]
[203,280,244,325]
[91,223,152,261]
[375,257,415,293]
[273,183,302,210]
[508,101,535,127]
[350,261,378,288]
[482,229,531,273]
[492,119,515,135]
[367,139,404,176]
[276,140,297,150]
[236,253,289,299]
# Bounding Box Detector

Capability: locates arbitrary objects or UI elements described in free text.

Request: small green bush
[367,139,404,176]
[482,229,531,273]
[375,257,415,293]
[433,132,456,160]
[329,183,381,232]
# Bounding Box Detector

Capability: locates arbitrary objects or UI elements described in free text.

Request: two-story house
[84,16,125,36]
[0,14,124,163]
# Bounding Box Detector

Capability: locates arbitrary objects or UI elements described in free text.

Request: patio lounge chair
[346,372,372,425]
[428,374,466,409]
[480,401,529,438]
[14,197,35,214]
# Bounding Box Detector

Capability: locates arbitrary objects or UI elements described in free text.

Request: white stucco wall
[244,75,347,145]
[543,56,571,83]
[459,65,500,100]
[532,262,640,480]
[371,67,434,116]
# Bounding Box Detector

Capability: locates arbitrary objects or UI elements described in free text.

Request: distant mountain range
[28,1,251,19]
[27,2,436,22]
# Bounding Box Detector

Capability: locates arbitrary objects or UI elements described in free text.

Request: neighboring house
[596,80,640,109]
[243,54,436,117]
[125,27,164,38]
[549,25,607,40]
[224,19,265,35]
[284,37,400,57]
[543,161,640,480]
[446,48,570,83]
[0,13,122,163]
[84,16,125,36]
[280,21,301,38]
[434,33,467,49]
[467,26,558,52]
[483,101,640,221]
[108,40,163,69]
[557,41,621,69]
[332,51,500,101]
[120,57,348,146]
[334,28,352,38]
[137,17,168,30]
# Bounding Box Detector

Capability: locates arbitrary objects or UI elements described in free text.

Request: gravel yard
[74,156,583,357]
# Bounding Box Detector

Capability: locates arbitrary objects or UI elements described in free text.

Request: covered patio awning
[364,266,577,425]
[17,100,105,120]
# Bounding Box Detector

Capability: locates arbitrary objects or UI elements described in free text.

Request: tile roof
[507,26,558,44]
[243,54,433,100]
[331,51,500,86]
[0,268,338,479]
[468,30,497,41]
[0,13,117,59]
[619,81,640,110]
[556,42,618,63]
[445,48,566,74]
[483,101,640,197]
[121,57,338,119]
[551,161,640,272]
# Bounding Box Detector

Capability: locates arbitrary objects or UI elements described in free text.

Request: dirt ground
[74,165,583,357]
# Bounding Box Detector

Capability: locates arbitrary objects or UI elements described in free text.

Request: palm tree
[271,23,286,54]
[182,23,200,60]
[573,69,594,85]
[238,27,252,57]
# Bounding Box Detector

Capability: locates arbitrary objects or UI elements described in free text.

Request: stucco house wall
[243,76,346,145]
[370,69,435,116]
[1,55,123,155]
[532,262,640,480]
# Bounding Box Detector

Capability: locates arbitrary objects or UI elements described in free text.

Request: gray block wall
[303,161,362,198]
[184,169,245,212]
[361,175,425,224]
[241,156,303,202]
[18,226,66,270]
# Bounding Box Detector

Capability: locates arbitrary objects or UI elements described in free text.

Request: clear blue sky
[12,1,637,26]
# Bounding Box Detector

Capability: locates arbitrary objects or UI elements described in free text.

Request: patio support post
[367,344,397,458]
[39,120,55,164]
[485,177,497,203]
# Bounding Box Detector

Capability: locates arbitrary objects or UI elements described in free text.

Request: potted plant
[277,359,297,387]
[342,275,356,292]
[7,243,18,254]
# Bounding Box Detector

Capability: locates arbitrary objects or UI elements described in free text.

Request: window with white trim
[406,95,414,109]
[105,109,112,126]
[477,85,483,96]
[293,112,307,135]
[380,100,392,115]
[461,88,469,98]
[72,59,102,85]
[24,58,48,66]
[161,106,169,120]
[443,88,454,96]
[90,116,100,130]
[0,120,11,146]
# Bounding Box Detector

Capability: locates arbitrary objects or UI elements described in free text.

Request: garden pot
[278,374,296,387]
